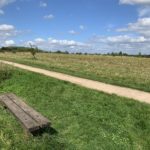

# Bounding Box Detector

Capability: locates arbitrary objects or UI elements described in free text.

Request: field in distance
[0,52,150,92]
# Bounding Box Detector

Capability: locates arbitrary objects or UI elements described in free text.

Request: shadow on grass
[31,127,68,149]
[32,126,58,136]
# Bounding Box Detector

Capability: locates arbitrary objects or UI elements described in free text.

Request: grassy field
[0,52,150,92]
[0,64,150,149]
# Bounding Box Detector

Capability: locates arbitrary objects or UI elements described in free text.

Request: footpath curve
[1,60,150,104]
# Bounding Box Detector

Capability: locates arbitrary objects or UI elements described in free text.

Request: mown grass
[0,52,150,92]
[0,64,149,149]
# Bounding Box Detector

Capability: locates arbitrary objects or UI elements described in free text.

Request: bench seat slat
[7,93,50,128]
[0,95,40,132]
[0,93,51,134]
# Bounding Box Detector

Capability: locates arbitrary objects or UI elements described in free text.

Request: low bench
[0,93,50,134]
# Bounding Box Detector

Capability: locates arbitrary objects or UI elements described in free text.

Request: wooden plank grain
[7,93,50,128]
[0,95,40,132]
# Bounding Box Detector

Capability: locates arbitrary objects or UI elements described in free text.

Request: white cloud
[0,24,17,41]
[0,0,16,8]
[0,24,14,31]
[0,24,26,45]
[24,37,90,53]
[0,0,16,16]
[117,17,150,37]
[88,35,150,54]
[40,1,47,7]
[48,38,85,46]
[25,41,35,46]
[93,35,148,43]
[22,35,150,54]
[79,25,85,30]
[120,0,150,5]
[34,38,45,43]
[68,30,79,35]
[4,40,15,46]
[138,6,150,17]
[44,14,54,20]
[120,0,150,17]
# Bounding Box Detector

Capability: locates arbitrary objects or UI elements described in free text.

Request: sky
[0,0,150,54]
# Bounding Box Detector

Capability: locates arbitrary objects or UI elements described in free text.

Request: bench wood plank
[0,94,50,133]
[0,95,40,132]
[7,93,50,128]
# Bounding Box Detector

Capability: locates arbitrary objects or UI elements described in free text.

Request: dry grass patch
[0,52,150,91]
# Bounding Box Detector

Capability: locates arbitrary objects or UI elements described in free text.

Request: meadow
[0,63,149,149]
[0,52,150,92]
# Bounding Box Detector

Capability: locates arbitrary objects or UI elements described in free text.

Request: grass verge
[0,52,150,92]
[0,65,149,149]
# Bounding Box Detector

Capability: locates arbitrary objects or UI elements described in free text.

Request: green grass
[0,63,13,83]
[0,52,150,92]
[0,65,149,149]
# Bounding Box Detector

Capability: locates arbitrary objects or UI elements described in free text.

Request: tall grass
[0,52,150,92]
[0,63,13,83]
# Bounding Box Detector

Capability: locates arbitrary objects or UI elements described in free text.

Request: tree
[119,51,123,56]
[29,43,38,59]
[138,52,142,57]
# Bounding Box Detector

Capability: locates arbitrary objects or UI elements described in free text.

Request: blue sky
[0,0,150,54]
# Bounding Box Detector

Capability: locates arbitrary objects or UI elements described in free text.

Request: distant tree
[29,43,38,59]
[55,50,61,54]
[64,51,69,54]
[111,52,116,56]
[76,52,82,55]
[138,52,142,57]
[119,51,123,56]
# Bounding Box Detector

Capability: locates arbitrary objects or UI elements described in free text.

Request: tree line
[0,46,149,58]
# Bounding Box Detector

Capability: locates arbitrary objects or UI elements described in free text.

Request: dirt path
[1,60,150,104]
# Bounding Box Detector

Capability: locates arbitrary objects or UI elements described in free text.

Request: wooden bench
[0,93,50,134]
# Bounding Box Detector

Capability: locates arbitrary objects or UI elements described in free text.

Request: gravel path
[1,60,150,104]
